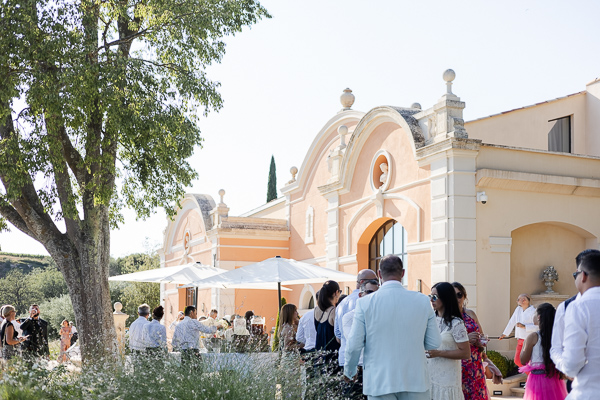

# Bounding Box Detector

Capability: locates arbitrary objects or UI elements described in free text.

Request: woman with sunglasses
[452,282,502,399]
[314,280,341,373]
[427,282,470,400]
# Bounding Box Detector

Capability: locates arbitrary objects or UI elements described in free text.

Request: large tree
[0,0,269,361]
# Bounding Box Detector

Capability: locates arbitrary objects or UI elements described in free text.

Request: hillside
[0,252,54,277]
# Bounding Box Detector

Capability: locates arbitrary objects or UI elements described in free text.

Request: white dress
[427,316,468,400]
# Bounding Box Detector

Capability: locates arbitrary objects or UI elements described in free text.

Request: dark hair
[576,249,600,267]
[244,310,254,321]
[360,279,379,291]
[279,303,297,328]
[152,306,164,320]
[536,303,560,378]
[317,280,340,310]
[451,282,467,300]
[379,255,403,279]
[580,251,600,279]
[432,282,463,327]
[184,305,196,316]
[210,309,218,315]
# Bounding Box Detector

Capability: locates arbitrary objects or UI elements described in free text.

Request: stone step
[490,396,522,400]
[510,387,525,397]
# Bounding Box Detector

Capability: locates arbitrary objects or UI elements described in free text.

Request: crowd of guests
[0,304,76,363]
[275,250,600,400]
[127,303,263,364]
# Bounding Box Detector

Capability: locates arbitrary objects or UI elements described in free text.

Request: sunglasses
[428,294,439,302]
[456,292,464,299]
[573,270,587,280]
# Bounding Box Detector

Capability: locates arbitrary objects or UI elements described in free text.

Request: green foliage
[28,264,69,300]
[0,352,352,400]
[487,350,518,378]
[0,269,40,315]
[271,297,287,351]
[267,155,277,202]
[109,253,160,325]
[38,294,75,340]
[0,253,53,276]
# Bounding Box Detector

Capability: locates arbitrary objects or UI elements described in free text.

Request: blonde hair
[2,305,15,318]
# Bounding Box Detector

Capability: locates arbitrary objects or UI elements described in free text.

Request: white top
[342,310,363,365]
[334,289,359,366]
[502,305,538,340]
[128,316,150,351]
[169,320,180,331]
[171,316,217,350]
[550,294,579,368]
[296,309,316,351]
[71,326,77,334]
[554,286,600,400]
[437,316,469,343]
[143,319,167,349]
[202,317,219,328]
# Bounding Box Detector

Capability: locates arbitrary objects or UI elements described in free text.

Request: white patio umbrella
[108,262,224,284]
[108,261,290,290]
[182,256,358,310]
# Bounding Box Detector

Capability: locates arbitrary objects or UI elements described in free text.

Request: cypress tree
[267,155,277,202]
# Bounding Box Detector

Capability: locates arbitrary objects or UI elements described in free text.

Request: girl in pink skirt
[519,303,568,400]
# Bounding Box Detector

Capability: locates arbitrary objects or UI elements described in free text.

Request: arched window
[369,220,407,284]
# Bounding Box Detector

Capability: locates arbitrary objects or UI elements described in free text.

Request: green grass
[0,351,348,400]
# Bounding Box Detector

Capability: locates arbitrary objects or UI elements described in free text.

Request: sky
[2,0,600,257]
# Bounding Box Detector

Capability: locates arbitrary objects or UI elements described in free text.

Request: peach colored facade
[160,72,600,352]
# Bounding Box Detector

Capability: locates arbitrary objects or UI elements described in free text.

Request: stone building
[159,70,600,352]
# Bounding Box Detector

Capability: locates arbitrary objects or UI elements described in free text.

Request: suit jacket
[344,280,441,396]
[20,317,49,356]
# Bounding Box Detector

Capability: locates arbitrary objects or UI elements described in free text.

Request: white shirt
[296,309,316,351]
[202,316,219,328]
[342,310,363,365]
[143,319,167,349]
[169,318,182,331]
[554,286,600,399]
[550,294,579,368]
[502,305,538,340]
[172,316,217,350]
[71,326,77,334]
[334,289,360,365]
[129,316,150,351]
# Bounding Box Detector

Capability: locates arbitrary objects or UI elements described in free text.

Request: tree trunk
[44,209,118,362]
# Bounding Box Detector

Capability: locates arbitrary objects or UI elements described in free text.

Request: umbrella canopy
[182,256,358,309]
[108,262,291,291]
[108,262,225,285]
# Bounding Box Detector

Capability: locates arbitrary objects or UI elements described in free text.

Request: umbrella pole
[278,282,282,312]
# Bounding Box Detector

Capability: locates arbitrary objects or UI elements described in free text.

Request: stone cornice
[416,137,482,166]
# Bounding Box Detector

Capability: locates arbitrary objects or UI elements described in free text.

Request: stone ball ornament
[338,125,348,136]
[443,69,456,82]
[411,103,422,110]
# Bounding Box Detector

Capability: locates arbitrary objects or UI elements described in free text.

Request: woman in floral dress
[58,319,72,363]
[452,282,503,400]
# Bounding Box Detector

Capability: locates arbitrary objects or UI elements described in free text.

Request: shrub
[487,350,518,377]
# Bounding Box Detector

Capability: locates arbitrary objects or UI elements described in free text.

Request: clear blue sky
[2,0,600,257]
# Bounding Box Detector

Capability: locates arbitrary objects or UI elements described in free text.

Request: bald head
[356,269,378,289]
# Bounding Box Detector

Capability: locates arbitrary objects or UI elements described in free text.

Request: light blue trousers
[367,390,430,400]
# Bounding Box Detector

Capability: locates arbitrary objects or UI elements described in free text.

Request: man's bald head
[356,269,378,289]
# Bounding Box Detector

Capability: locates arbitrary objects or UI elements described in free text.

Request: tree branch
[0,197,35,239]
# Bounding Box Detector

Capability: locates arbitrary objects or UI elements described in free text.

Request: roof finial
[443,69,456,95]
[218,189,226,206]
[340,88,355,111]
[288,166,298,184]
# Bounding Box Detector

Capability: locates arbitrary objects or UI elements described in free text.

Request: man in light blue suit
[344,255,442,400]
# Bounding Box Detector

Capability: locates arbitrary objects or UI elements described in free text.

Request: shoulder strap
[564,295,577,310]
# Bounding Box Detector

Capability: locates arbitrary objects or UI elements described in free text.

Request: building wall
[466,93,587,154]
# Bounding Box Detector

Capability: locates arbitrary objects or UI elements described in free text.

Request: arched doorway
[368,220,408,284]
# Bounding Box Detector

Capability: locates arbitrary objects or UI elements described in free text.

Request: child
[519,303,567,400]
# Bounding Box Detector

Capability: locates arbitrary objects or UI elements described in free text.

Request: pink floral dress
[461,311,489,400]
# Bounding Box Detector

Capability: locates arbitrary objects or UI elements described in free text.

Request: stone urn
[542,266,559,294]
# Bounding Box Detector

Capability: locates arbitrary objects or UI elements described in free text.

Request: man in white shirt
[553,250,600,399]
[296,307,317,351]
[172,305,217,366]
[334,269,378,367]
[128,303,151,354]
[202,309,219,329]
[143,305,167,353]
[342,279,379,399]
[499,293,537,367]
[551,249,599,393]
